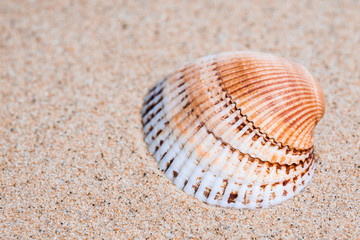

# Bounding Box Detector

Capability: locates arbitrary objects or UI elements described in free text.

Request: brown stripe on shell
[142,97,163,124]
[228,192,239,203]
[203,187,211,198]
[143,103,165,127]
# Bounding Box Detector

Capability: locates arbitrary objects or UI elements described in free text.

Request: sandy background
[0,0,359,239]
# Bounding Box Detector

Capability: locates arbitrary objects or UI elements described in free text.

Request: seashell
[142,51,325,209]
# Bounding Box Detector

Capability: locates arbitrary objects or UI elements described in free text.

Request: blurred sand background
[0,0,359,239]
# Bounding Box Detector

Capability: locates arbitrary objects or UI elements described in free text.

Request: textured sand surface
[0,0,359,239]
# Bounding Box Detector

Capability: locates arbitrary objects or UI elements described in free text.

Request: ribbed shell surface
[142,51,325,209]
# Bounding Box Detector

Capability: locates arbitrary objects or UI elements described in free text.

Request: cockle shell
[142,51,325,209]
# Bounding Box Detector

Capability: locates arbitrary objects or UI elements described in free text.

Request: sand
[0,0,359,239]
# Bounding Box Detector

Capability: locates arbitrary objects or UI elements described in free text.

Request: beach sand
[0,0,359,238]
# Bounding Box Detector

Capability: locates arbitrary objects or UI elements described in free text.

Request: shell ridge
[304,69,325,120]
[161,125,208,177]
[157,124,203,172]
[182,139,224,195]
[147,75,221,158]
[288,119,316,148]
[227,158,258,206]
[143,77,166,104]
[156,90,227,164]
[177,106,298,202]
[215,53,324,149]
[217,64,299,85]
[142,94,164,125]
[232,85,317,116]
[269,154,316,206]
[200,117,313,169]
[179,121,237,194]
[142,99,165,128]
[202,82,311,165]
[195,146,241,205]
[207,104,310,165]
[194,147,232,202]
[153,91,227,170]
[170,126,218,183]
[214,61,312,153]
[228,80,316,102]
[270,105,320,142]
[222,70,314,95]
[246,91,320,121]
